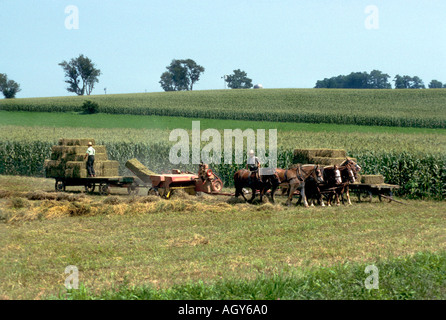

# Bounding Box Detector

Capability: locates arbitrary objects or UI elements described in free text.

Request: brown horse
[275,164,324,207]
[233,169,280,203]
[322,165,356,206]
[338,158,362,205]
[340,158,362,179]
[300,165,326,206]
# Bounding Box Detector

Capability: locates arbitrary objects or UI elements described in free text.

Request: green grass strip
[58,251,446,300]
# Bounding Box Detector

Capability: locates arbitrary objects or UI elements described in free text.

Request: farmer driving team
[247,149,260,180]
[84,142,96,177]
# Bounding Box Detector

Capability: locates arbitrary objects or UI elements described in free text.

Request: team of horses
[233,158,361,207]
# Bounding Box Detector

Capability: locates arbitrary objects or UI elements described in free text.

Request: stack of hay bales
[293,148,356,166]
[44,138,119,178]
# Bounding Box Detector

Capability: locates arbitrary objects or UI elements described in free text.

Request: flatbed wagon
[348,183,400,202]
[54,176,139,195]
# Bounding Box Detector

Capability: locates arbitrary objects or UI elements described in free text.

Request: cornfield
[0,139,444,199]
[1,89,445,128]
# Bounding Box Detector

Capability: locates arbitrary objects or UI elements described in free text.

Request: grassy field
[1,89,445,128]
[0,176,445,300]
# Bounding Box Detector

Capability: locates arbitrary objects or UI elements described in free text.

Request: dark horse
[300,165,326,206]
[321,162,358,206]
[275,164,324,207]
[233,168,281,203]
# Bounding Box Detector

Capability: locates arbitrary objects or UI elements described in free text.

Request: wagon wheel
[55,179,65,192]
[358,190,373,202]
[85,183,95,194]
[148,187,160,196]
[211,179,223,193]
[99,183,110,195]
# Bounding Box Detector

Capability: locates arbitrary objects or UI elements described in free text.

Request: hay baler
[126,159,223,199]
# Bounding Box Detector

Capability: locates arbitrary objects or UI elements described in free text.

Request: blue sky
[1,0,445,98]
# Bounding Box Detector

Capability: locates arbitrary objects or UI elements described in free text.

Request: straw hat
[88,142,93,146]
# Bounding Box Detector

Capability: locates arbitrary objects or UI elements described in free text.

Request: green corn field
[1,89,445,128]
[0,138,444,199]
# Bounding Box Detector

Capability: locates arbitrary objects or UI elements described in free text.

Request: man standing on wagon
[84,141,96,177]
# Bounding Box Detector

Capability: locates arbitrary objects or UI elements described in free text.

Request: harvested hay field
[0,175,445,300]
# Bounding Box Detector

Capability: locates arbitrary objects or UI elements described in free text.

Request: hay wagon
[45,138,140,195]
[54,176,138,195]
[348,183,400,203]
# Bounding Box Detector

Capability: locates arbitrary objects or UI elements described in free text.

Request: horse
[338,158,362,204]
[300,165,326,206]
[322,164,357,206]
[276,164,324,207]
[340,158,362,179]
[233,168,280,203]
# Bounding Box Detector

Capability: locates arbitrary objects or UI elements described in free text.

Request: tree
[394,74,425,89]
[59,54,101,95]
[367,70,391,89]
[0,73,21,99]
[81,100,99,114]
[314,70,391,89]
[428,80,443,88]
[159,59,205,91]
[225,69,253,89]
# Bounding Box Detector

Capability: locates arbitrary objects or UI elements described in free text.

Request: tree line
[2,57,445,98]
[315,70,446,89]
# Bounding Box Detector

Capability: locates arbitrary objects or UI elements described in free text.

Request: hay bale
[44,160,66,178]
[59,153,108,162]
[101,160,119,170]
[125,158,156,183]
[293,148,347,164]
[315,149,347,158]
[361,175,384,184]
[66,161,112,177]
[309,157,346,166]
[293,149,319,163]
[58,138,96,146]
[102,168,119,177]
[51,145,106,155]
